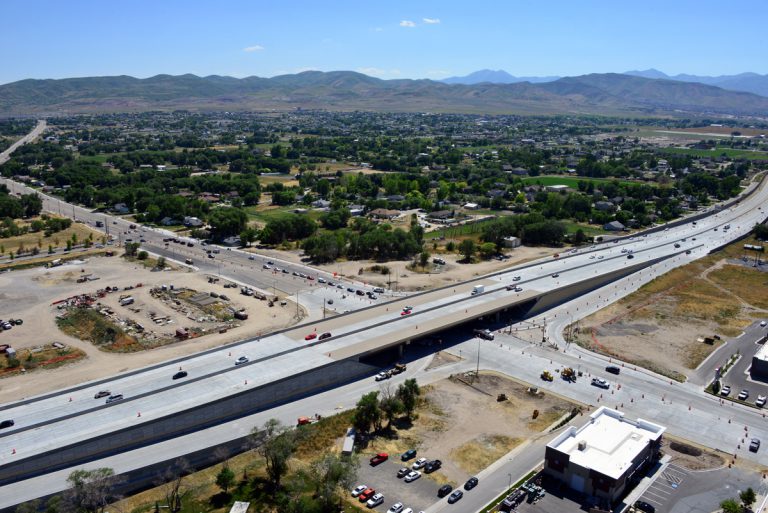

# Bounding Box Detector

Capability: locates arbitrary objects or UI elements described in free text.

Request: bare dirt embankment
[247,246,559,292]
[576,237,768,380]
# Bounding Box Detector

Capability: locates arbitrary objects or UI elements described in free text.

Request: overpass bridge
[0,167,766,498]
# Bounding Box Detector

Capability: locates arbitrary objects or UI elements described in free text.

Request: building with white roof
[544,406,665,503]
[751,341,768,378]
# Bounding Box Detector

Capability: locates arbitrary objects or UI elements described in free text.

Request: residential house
[603,220,625,231]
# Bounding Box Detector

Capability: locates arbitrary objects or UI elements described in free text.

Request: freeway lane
[0,232,700,443]
[0,204,761,469]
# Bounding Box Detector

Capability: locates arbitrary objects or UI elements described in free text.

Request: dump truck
[392,363,407,374]
[540,370,553,382]
[561,367,576,382]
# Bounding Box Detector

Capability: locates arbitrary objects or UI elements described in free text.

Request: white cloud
[399,20,416,27]
[423,18,441,24]
[242,45,265,52]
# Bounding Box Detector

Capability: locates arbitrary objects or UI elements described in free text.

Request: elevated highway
[0,168,765,485]
[0,122,767,505]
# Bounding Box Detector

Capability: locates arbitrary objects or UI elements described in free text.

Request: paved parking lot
[638,464,688,513]
[353,456,442,512]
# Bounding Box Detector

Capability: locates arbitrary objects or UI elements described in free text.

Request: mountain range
[443,68,768,97]
[2,71,768,118]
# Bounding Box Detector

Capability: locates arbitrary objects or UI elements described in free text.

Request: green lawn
[658,147,768,160]
[521,175,637,188]
[561,221,606,236]
[245,205,323,224]
[425,218,495,239]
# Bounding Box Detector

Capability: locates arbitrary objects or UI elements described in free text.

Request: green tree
[379,388,404,428]
[66,240,72,252]
[253,419,298,493]
[397,378,420,418]
[754,223,768,241]
[479,242,496,259]
[64,468,117,513]
[137,250,149,260]
[720,498,739,513]
[307,453,358,512]
[418,251,430,268]
[711,380,721,395]
[459,239,475,262]
[353,391,380,433]
[156,256,166,269]
[573,229,587,246]
[124,242,140,257]
[740,487,756,509]
[215,466,235,494]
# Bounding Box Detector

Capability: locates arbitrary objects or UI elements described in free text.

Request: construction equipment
[540,370,553,382]
[561,367,576,382]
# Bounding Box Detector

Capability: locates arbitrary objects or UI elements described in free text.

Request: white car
[756,396,766,408]
[367,493,384,508]
[235,356,249,365]
[375,372,389,381]
[387,503,404,513]
[591,377,610,389]
[404,470,421,482]
[412,457,428,470]
[351,485,368,497]
[761,321,767,327]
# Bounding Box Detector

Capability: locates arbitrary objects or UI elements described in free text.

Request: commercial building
[544,407,665,504]
[751,340,768,378]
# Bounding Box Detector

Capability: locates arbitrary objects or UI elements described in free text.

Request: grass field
[561,221,606,236]
[245,205,323,225]
[0,221,104,256]
[521,175,637,188]
[659,146,768,160]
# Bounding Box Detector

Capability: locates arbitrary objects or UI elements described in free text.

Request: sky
[2,0,767,85]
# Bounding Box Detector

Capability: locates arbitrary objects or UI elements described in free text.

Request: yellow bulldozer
[540,370,553,382]
[561,367,577,382]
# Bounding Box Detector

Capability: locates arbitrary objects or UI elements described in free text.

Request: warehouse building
[544,407,665,504]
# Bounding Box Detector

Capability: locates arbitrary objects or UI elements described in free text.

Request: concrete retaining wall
[0,358,377,486]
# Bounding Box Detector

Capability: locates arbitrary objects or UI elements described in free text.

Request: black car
[606,365,621,375]
[93,390,111,399]
[424,459,442,473]
[347,287,355,293]
[634,500,655,513]
[356,290,365,296]
[437,484,453,498]
[447,489,463,504]
[396,467,410,478]
[0,420,14,429]
[464,476,479,490]
[401,449,417,461]
[319,332,332,340]
[172,371,188,380]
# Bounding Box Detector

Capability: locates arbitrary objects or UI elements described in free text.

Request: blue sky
[2,0,767,85]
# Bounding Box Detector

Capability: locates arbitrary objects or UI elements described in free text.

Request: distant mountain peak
[441,69,560,85]
[624,69,670,80]
[2,70,768,117]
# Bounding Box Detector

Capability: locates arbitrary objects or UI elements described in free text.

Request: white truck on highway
[471,285,484,295]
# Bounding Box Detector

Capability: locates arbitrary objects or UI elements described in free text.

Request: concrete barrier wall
[0,358,377,485]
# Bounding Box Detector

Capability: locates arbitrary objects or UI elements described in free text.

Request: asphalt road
[1,123,768,512]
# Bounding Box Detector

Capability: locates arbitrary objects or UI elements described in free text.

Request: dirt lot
[0,256,301,403]
[366,372,580,486]
[110,369,581,513]
[575,238,768,381]
[247,245,559,292]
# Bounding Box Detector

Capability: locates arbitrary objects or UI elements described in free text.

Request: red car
[305,333,317,341]
[358,488,376,502]
[370,452,389,466]
[401,309,412,316]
